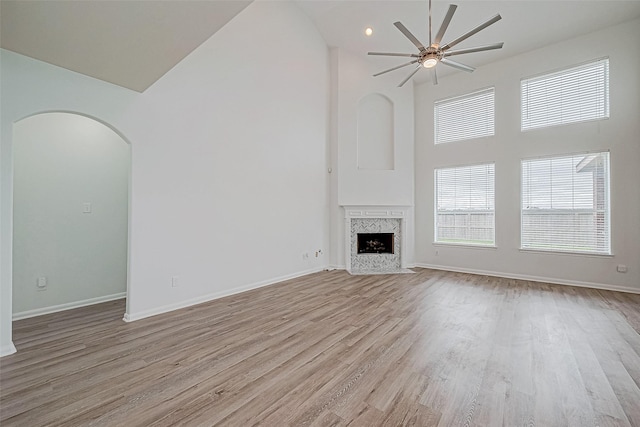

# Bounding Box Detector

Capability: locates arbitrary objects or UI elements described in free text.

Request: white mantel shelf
[342,205,412,219]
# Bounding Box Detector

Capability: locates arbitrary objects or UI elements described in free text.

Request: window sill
[519,248,614,258]
[433,242,497,250]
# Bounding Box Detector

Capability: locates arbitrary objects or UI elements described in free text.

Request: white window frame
[434,162,496,247]
[521,58,609,131]
[520,150,612,256]
[434,87,495,145]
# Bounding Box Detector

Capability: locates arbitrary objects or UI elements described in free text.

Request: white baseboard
[326,264,417,271]
[0,342,17,357]
[124,266,327,322]
[414,263,640,294]
[13,292,127,321]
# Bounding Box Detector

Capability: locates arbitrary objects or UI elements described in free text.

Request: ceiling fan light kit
[369,0,504,87]
[423,54,438,68]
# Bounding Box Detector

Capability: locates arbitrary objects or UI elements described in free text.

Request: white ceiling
[297,0,640,84]
[0,0,252,92]
[2,1,639,91]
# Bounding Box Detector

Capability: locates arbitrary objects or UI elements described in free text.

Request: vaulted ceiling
[299,1,640,84]
[0,0,253,92]
[2,1,640,91]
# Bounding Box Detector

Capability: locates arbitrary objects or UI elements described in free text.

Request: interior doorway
[12,112,130,320]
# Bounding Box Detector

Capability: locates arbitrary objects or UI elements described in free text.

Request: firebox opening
[357,233,394,254]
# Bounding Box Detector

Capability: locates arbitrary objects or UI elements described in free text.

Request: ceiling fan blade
[428,0,432,45]
[373,60,419,77]
[441,14,502,51]
[394,21,426,52]
[431,67,438,85]
[368,52,420,58]
[398,65,422,87]
[444,42,504,57]
[440,58,475,72]
[433,4,457,46]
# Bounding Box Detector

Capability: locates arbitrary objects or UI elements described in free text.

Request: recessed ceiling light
[365,27,373,36]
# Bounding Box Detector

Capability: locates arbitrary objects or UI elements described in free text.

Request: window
[435,163,495,246]
[434,87,495,144]
[521,152,610,254]
[521,58,609,131]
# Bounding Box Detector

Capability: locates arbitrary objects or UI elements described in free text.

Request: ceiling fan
[369,0,504,87]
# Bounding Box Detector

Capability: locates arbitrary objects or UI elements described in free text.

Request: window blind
[434,88,495,144]
[521,152,610,254]
[521,58,609,131]
[435,163,495,246]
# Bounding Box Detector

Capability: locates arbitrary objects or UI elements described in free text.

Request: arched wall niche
[356,93,394,170]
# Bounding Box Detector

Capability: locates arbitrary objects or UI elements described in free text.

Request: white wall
[120,1,330,319]
[336,50,414,206]
[0,0,330,354]
[357,93,394,170]
[331,49,415,268]
[0,49,138,356]
[12,113,129,316]
[414,19,640,292]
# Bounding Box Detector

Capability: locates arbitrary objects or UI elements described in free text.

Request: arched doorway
[12,112,130,322]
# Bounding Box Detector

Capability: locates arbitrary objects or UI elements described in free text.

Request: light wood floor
[1,268,639,426]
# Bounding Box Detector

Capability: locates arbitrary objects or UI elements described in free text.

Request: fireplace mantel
[342,205,411,274]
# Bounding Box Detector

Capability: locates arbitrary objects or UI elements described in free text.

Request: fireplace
[341,205,412,274]
[357,233,394,254]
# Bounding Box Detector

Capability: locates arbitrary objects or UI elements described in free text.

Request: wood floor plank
[1,268,639,426]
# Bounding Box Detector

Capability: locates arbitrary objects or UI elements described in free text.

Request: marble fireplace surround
[342,206,411,274]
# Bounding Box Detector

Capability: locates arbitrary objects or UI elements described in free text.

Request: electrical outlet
[37,276,47,291]
[171,276,179,287]
[302,252,309,261]
[617,265,627,273]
